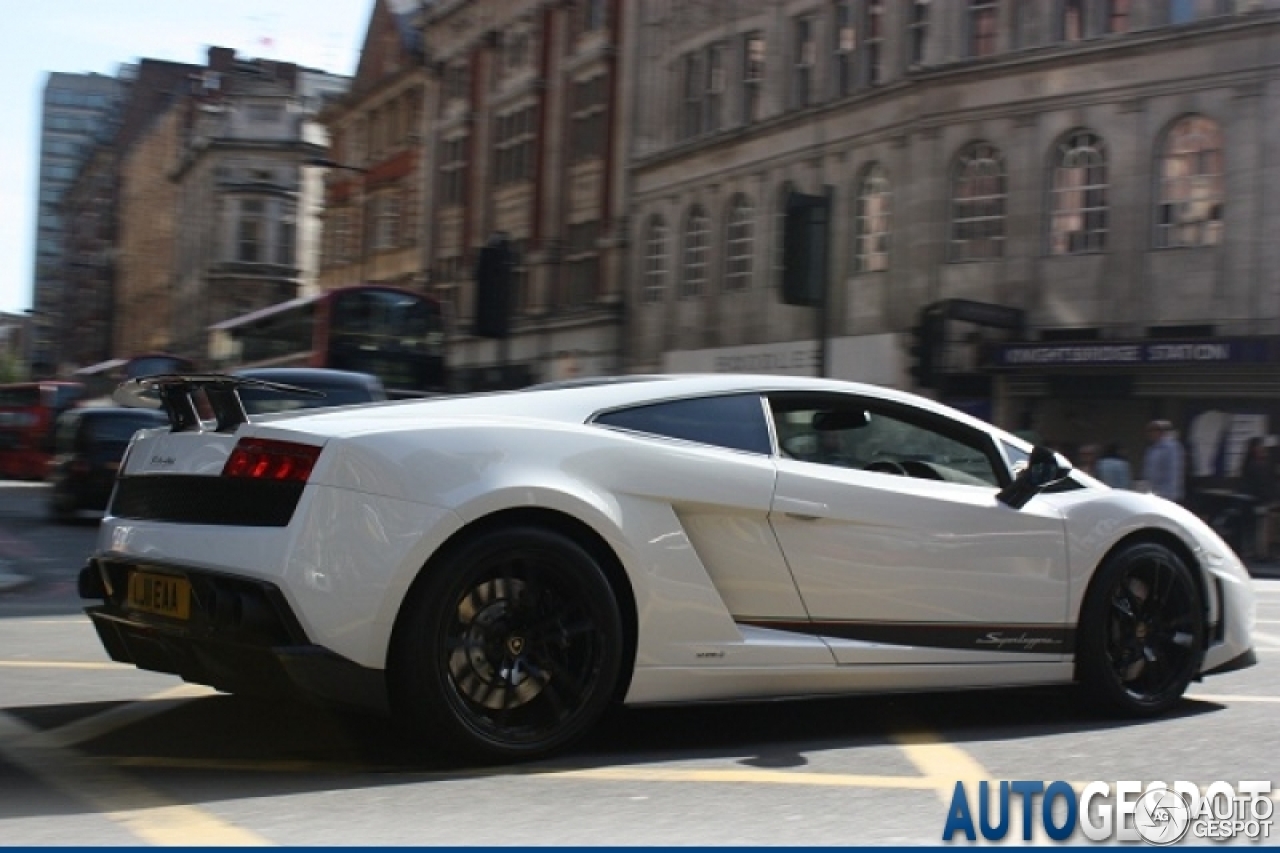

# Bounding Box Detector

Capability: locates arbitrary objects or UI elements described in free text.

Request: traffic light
[908,305,945,388]
[473,235,515,339]
[780,191,830,307]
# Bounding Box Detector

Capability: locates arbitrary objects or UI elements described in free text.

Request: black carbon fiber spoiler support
[113,373,325,433]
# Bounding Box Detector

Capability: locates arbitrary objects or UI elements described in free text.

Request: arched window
[1050,131,1107,254]
[642,215,668,303]
[681,206,710,299]
[1156,115,1223,248]
[950,142,1006,261]
[854,164,891,272]
[724,195,754,291]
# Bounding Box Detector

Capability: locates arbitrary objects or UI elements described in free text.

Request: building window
[238,199,263,263]
[681,206,710,299]
[277,214,296,266]
[495,105,536,182]
[835,3,856,97]
[855,164,891,272]
[246,104,281,124]
[565,221,600,305]
[328,209,351,265]
[724,195,754,292]
[950,142,1005,261]
[571,76,608,163]
[793,16,815,109]
[909,0,931,65]
[1062,0,1085,41]
[374,194,400,250]
[1156,116,1224,248]
[1050,131,1107,255]
[681,53,703,140]
[743,33,765,124]
[438,135,468,206]
[1108,0,1130,32]
[443,63,469,104]
[969,0,998,57]
[505,28,531,74]
[865,0,884,85]
[583,0,607,32]
[643,216,668,304]
[1169,0,1195,24]
[705,43,727,134]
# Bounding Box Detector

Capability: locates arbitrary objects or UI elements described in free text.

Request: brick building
[317,0,427,294]
[116,104,187,358]
[411,0,629,389]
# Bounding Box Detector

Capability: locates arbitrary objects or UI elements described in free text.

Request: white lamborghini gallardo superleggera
[80,374,1256,761]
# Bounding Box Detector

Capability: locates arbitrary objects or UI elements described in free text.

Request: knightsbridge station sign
[988,337,1279,368]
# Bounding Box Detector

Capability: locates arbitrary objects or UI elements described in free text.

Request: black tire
[390,526,624,762]
[1077,542,1205,716]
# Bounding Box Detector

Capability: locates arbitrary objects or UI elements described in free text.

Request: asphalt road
[0,483,1277,845]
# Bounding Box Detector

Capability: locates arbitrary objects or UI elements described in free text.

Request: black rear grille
[110,475,304,526]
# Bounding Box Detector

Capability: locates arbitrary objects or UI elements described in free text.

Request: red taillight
[222,438,321,483]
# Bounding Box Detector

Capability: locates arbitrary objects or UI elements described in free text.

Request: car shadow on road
[0,683,1228,820]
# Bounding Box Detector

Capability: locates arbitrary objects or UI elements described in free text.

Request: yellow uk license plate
[126,571,191,620]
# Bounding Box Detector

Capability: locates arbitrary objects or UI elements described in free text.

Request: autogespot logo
[942,780,1274,844]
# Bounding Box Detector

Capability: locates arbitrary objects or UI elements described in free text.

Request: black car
[232,368,387,415]
[48,406,168,520]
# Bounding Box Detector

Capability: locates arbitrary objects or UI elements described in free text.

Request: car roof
[67,406,167,420]
[276,373,1016,447]
[233,367,384,389]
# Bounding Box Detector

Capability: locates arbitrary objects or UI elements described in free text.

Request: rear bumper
[80,560,388,714]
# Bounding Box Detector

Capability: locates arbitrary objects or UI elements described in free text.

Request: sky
[1,0,377,315]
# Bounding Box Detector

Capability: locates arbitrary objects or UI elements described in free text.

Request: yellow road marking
[0,710,271,846]
[891,730,990,805]
[892,729,1055,844]
[549,765,936,789]
[106,758,941,789]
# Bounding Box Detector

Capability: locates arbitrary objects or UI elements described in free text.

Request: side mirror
[997,445,1073,509]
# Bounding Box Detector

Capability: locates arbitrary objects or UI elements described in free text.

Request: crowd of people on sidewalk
[1067,420,1278,563]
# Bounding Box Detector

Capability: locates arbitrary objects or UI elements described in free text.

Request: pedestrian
[1095,442,1132,490]
[1142,419,1185,503]
[1076,443,1100,477]
[1239,437,1276,560]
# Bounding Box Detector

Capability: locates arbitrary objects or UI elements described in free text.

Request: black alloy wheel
[1077,542,1205,716]
[391,526,623,762]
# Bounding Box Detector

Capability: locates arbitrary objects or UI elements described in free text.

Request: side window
[55,414,80,454]
[769,393,1003,487]
[594,394,771,455]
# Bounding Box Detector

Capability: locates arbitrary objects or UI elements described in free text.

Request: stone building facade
[415,0,629,389]
[169,48,347,361]
[624,0,1280,478]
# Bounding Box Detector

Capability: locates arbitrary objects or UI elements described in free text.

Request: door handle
[774,497,828,519]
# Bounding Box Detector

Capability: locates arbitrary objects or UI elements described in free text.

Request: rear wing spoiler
[113,373,325,433]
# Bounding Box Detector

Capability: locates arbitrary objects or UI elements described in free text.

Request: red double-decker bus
[209,285,448,395]
[0,381,86,479]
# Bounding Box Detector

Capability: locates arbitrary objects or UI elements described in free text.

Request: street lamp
[306,158,370,286]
